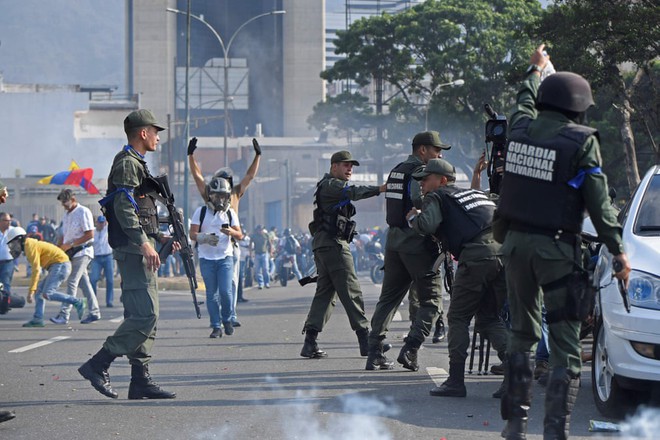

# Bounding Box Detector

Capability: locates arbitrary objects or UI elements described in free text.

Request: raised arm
[187,137,208,200]
[234,138,262,199]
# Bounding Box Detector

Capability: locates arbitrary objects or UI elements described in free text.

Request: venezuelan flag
[37,160,100,195]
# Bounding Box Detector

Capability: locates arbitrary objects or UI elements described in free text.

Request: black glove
[187,137,198,156]
[252,138,261,156]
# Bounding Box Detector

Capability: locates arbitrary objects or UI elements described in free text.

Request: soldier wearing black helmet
[496,45,630,439]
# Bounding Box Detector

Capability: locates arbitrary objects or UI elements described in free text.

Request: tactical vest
[102,149,160,248]
[386,161,421,228]
[498,118,597,233]
[432,186,495,257]
[308,176,356,240]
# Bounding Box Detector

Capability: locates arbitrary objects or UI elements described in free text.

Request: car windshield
[634,174,660,236]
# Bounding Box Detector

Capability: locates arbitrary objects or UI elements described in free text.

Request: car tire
[592,323,629,418]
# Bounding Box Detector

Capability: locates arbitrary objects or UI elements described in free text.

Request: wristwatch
[526,64,543,75]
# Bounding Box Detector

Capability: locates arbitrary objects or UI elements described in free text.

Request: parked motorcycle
[366,240,385,284]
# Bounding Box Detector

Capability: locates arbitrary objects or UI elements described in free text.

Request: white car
[590,164,660,418]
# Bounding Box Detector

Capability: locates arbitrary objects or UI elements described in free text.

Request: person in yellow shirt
[5,227,85,327]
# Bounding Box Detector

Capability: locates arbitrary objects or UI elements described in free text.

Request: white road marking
[9,336,71,353]
[393,311,402,322]
[109,317,123,323]
[426,366,448,386]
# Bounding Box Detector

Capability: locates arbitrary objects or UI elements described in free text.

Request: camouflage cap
[124,109,166,132]
[412,158,456,180]
[331,150,360,166]
[412,131,451,150]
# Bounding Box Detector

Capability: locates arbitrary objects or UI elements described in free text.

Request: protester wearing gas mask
[189,176,242,339]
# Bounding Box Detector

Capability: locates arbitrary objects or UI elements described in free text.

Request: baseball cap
[124,109,166,132]
[412,131,451,150]
[97,215,106,223]
[412,158,456,180]
[0,180,5,190]
[330,150,360,166]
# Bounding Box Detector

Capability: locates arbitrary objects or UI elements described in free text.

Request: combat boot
[432,318,446,343]
[500,352,534,440]
[356,328,369,357]
[128,364,176,400]
[77,347,118,399]
[397,337,421,371]
[430,362,466,397]
[300,328,327,359]
[492,359,508,398]
[365,340,394,370]
[543,367,580,440]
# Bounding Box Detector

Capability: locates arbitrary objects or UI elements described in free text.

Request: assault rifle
[148,175,202,319]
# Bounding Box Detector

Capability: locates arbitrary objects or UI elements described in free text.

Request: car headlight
[627,270,660,311]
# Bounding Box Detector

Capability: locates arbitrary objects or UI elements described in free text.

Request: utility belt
[509,222,578,246]
[310,213,356,242]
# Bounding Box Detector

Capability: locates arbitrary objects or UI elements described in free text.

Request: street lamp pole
[167,8,286,166]
[425,79,465,131]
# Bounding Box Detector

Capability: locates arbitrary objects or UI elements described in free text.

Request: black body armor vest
[385,161,421,227]
[308,176,357,241]
[432,186,495,257]
[103,150,160,248]
[498,118,597,233]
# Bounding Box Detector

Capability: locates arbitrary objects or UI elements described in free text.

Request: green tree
[534,0,660,193]
[311,0,543,177]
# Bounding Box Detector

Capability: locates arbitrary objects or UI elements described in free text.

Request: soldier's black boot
[397,337,421,371]
[432,317,446,343]
[128,364,176,400]
[356,328,369,357]
[543,367,579,440]
[300,328,328,358]
[365,339,394,370]
[78,347,118,399]
[430,362,467,397]
[500,352,534,440]
[493,358,508,398]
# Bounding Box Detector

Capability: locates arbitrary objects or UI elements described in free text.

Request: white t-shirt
[62,204,95,259]
[93,225,112,256]
[191,206,239,260]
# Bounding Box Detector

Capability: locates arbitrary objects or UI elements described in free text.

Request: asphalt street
[1,274,620,440]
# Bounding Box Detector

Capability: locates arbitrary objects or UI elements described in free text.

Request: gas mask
[206,177,232,213]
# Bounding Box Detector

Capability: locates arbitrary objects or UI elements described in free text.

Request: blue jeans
[60,255,100,319]
[199,257,233,329]
[33,262,77,320]
[254,252,270,287]
[0,259,15,292]
[90,254,114,306]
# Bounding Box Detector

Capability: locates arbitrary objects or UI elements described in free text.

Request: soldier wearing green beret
[78,109,177,400]
[300,151,386,359]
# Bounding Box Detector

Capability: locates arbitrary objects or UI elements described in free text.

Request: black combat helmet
[536,72,595,113]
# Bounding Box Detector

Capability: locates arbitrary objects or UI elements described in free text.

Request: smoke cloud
[619,406,660,438]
